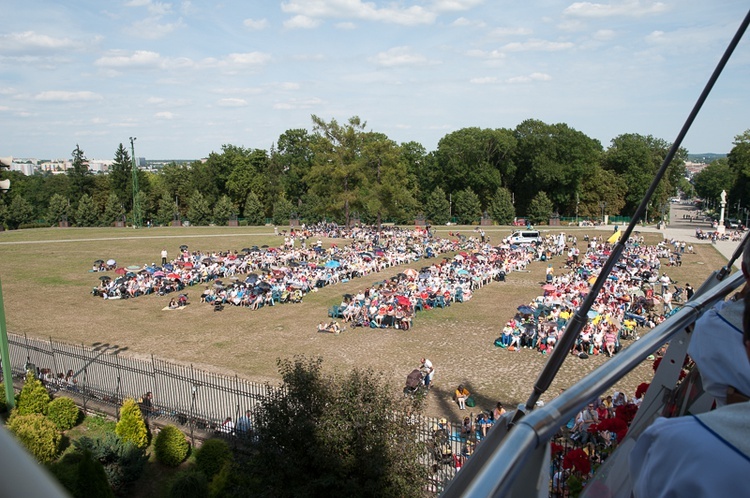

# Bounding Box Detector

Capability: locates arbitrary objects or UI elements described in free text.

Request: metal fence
[6,332,474,493]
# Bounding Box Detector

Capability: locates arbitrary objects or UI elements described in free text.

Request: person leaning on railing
[628,292,750,497]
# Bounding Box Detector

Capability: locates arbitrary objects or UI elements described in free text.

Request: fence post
[49,337,59,382]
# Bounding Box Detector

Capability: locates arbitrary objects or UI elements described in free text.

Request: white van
[507,230,542,245]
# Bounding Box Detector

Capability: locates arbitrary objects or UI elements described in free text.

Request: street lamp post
[0,157,14,408]
[599,201,606,224]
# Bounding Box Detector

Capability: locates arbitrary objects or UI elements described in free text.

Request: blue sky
[1,0,749,160]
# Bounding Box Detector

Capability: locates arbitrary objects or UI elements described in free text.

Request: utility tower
[129,137,142,228]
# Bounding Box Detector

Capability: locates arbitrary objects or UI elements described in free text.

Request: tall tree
[727,130,750,211]
[693,158,734,205]
[489,187,515,225]
[527,191,554,224]
[243,192,265,225]
[306,115,368,226]
[213,195,236,226]
[75,193,99,227]
[602,133,685,216]
[453,187,482,225]
[424,186,451,225]
[274,129,317,205]
[513,120,602,216]
[102,192,125,226]
[47,193,70,225]
[186,191,212,226]
[109,143,132,209]
[433,127,516,206]
[67,144,92,203]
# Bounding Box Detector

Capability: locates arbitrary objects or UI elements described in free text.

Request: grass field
[0,225,729,421]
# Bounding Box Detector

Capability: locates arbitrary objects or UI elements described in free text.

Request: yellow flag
[607,230,621,244]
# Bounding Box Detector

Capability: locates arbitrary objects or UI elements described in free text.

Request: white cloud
[243,18,269,30]
[217,98,248,107]
[336,22,357,29]
[279,82,301,90]
[489,26,533,37]
[281,0,436,26]
[501,39,574,52]
[125,18,185,39]
[466,49,505,60]
[372,46,432,67]
[451,16,485,28]
[34,91,103,102]
[507,72,552,83]
[593,29,616,40]
[0,31,86,55]
[273,97,323,110]
[431,0,484,12]
[564,0,668,18]
[284,15,322,29]
[95,50,163,68]
[155,111,175,119]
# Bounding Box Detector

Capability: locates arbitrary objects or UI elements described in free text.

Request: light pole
[598,201,606,224]
[0,156,14,408]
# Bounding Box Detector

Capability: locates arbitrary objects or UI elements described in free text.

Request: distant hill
[688,153,726,163]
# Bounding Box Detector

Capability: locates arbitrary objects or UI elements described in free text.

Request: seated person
[455,384,470,410]
[168,298,179,309]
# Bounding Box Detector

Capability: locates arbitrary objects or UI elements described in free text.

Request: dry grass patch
[0,226,730,420]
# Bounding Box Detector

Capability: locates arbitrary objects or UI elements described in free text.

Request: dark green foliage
[168,469,209,498]
[489,187,515,225]
[213,195,236,225]
[246,356,426,498]
[272,194,295,225]
[7,413,61,463]
[186,190,212,225]
[75,193,100,227]
[16,371,51,415]
[73,432,148,493]
[424,186,451,225]
[47,397,81,430]
[194,438,232,481]
[154,425,190,467]
[528,191,554,224]
[453,187,482,224]
[115,398,148,449]
[49,449,114,498]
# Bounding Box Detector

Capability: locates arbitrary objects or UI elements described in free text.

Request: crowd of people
[497,233,688,359]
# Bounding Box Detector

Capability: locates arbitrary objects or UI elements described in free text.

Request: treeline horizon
[1,115,748,230]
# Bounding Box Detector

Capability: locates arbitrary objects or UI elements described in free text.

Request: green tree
[243,191,265,225]
[109,143,132,209]
[46,397,81,431]
[453,187,482,224]
[432,127,516,205]
[67,144,92,203]
[213,195,236,225]
[527,191,554,224]
[47,193,71,225]
[694,158,735,204]
[602,133,685,216]
[272,194,294,225]
[115,398,149,449]
[102,192,125,226]
[225,148,269,213]
[246,357,426,497]
[489,187,515,225]
[75,193,99,227]
[274,128,317,205]
[306,115,368,225]
[156,192,179,226]
[424,186,451,225]
[186,191,212,226]
[6,195,35,229]
[513,119,603,216]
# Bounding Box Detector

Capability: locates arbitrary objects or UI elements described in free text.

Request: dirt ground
[0,225,729,421]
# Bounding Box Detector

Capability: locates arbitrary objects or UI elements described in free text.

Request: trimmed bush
[7,413,61,463]
[74,432,147,492]
[194,438,232,481]
[154,425,190,467]
[47,397,81,430]
[16,372,51,415]
[168,469,209,498]
[115,398,148,449]
[49,449,114,498]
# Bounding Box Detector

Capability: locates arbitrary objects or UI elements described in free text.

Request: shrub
[16,372,50,415]
[115,398,148,449]
[7,413,61,463]
[74,432,147,493]
[168,469,209,498]
[49,449,114,498]
[195,438,232,481]
[154,425,190,467]
[47,397,81,430]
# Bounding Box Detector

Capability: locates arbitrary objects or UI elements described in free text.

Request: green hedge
[194,438,232,481]
[47,397,81,430]
[154,425,190,467]
[7,413,61,463]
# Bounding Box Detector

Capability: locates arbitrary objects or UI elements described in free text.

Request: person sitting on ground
[455,384,470,410]
[168,298,179,309]
[492,401,506,422]
[461,415,474,439]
